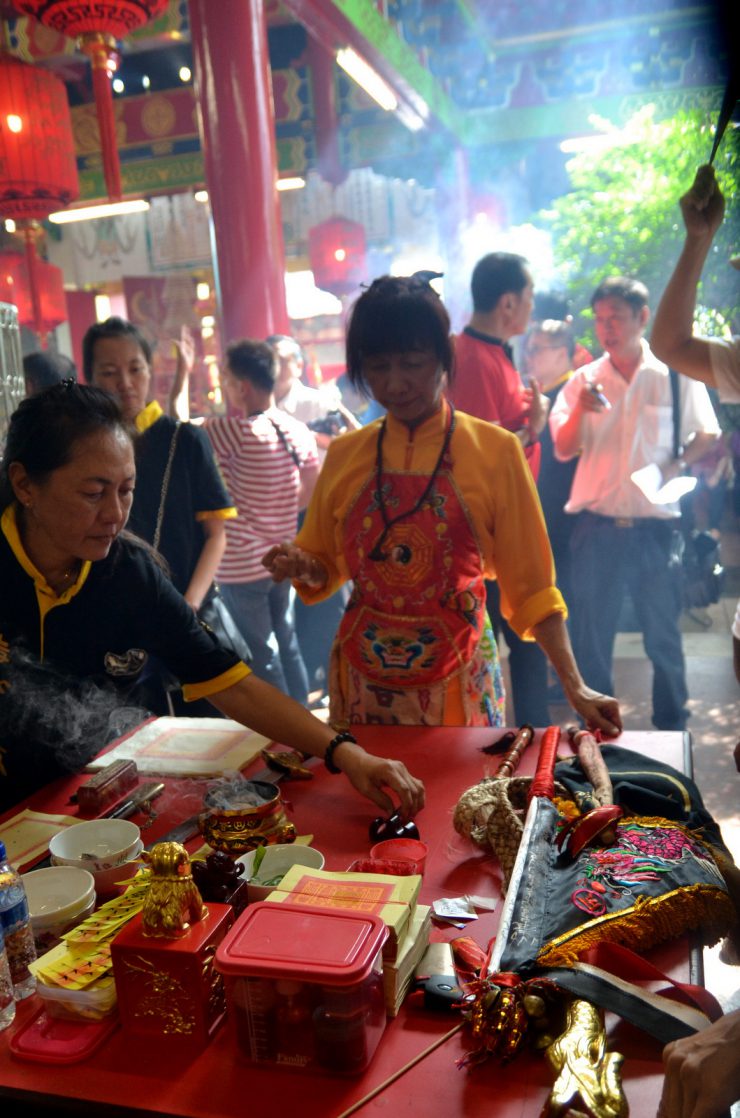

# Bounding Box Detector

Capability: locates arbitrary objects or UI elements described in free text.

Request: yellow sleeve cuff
[294,575,343,606]
[195,507,238,522]
[182,661,251,701]
[507,587,567,641]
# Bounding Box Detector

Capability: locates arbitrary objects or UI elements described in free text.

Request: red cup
[369,837,428,873]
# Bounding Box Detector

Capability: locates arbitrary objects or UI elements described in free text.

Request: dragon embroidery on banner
[571,819,725,917]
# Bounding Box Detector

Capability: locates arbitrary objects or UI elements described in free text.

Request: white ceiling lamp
[194,190,209,203]
[336,47,398,112]
[276,177,306,192]
[336,47,427,131]
[48,199,150,224]
[94,294,112,321]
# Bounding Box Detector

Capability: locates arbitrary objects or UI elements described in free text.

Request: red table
[0,727,695,1117]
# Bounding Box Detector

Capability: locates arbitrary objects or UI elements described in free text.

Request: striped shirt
[204,408,318,583]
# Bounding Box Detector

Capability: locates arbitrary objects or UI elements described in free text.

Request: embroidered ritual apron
[329,454,504,726]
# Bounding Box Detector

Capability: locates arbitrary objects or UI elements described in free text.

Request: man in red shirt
[452,252,548,477]
[451,252,550,726]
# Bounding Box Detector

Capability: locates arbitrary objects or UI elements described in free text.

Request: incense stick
[336,1023,464,1117]
[708,73,738,166]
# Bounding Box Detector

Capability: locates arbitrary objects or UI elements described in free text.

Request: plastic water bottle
[0,840,37,999]
[0,924,16,1030]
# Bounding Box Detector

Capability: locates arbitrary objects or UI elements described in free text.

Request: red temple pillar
[189,0,290,343]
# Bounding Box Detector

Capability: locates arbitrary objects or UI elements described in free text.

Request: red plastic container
[215,901,388,1075]
[9,1007,118,1063]
[369,838,428,873]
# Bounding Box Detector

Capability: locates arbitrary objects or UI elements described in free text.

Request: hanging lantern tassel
[80,33,123,202]
[22,222,46,347]
[0,244,68,342]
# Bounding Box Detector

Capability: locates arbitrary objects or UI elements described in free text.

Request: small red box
[215,902,388,1075]
[111,904,233,1049]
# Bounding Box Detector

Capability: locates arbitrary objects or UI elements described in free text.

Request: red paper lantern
[14,0,169,200]
[308,217,367,298]
[0,55,79,221]
[13,1,169,38]
[0,251,67,334]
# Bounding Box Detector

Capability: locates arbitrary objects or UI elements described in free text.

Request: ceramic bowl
[369,837,429,873]
[200,780,296,855]
[235,844,325,902]
[21,865,96,953]
[87,838,145,898]
[48,818,141,871]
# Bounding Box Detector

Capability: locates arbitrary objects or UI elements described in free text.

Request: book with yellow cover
[383,904,431,1017]
[265,867,422,958]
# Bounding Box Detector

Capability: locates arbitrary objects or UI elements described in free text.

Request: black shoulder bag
[155,423,252,664]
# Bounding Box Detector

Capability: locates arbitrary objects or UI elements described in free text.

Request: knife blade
[143,811,203,851]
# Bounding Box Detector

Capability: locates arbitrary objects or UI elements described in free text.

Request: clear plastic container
[0,839,37,999]
[215,902,388,1075]
[35,975,117,1022]
[0,924,16,1031]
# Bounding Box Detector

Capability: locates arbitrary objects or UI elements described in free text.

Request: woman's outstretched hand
[332,741,425,821]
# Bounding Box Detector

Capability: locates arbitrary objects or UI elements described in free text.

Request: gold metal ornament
[139,841,207,937]
[543,998,628,1118]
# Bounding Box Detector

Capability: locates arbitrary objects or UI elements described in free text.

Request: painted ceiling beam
[280,0,461,139]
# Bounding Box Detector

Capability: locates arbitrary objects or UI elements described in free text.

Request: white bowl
[21,865,96,953]
[49,818,141,871]
[88,838,144,898]
[236,844,325,902]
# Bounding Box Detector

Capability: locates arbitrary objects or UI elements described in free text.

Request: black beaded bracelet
[324,731,357,774]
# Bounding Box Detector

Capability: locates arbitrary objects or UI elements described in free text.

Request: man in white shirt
[550,276,720,730]
[267,334,360,462]
[651,165,740,404]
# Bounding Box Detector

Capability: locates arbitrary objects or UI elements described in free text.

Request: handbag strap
[153,421,181,553]
[669,367,681,459]
[265,414,301,469]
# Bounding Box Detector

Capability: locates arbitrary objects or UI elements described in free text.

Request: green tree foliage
[541,106,739,343]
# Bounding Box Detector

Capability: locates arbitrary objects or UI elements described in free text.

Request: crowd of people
[4,162,739,1114]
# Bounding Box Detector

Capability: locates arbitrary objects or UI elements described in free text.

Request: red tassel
[83,37,122,202]
[23,225,45,345]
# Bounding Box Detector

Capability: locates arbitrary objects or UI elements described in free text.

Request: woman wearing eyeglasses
[264,276,621,734]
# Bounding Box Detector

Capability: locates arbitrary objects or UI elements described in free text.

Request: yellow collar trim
[2,504,91,600]
[135,399,164,433]
[384,400,448,441]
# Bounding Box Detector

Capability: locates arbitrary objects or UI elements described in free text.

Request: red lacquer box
[111,903,233,1050]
